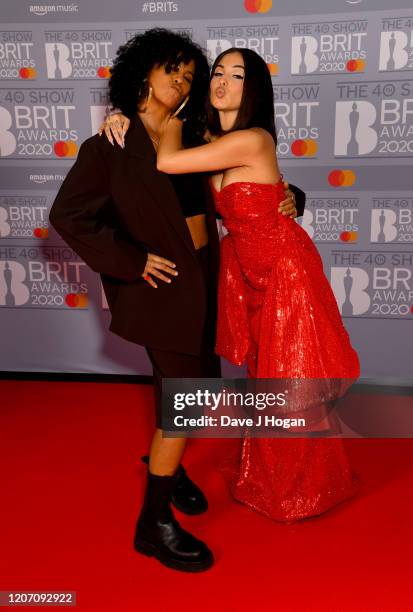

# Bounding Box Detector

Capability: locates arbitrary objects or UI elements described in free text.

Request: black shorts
[146,244,221,429]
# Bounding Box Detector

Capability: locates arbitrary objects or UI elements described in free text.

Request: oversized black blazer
[50,115,306,354]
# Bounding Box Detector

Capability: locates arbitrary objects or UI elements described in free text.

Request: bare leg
[149,429,187,475]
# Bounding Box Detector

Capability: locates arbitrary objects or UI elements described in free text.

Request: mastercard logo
[244,0,272,13]
[346,59,365,72]
[267,63,278,75]
[19,67,37,79]
[291,139,318,157]
[340,231,358,243]
[65,293,88,308]
[97,66,111,78]
[33,228,49,239]
[54,140,78,157]
[328,169,356,187]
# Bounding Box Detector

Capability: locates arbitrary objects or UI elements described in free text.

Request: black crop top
[167,173,207,218]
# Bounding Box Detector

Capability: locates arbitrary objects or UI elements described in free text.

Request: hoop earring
[171,95,189,119]
[140,85,153,112]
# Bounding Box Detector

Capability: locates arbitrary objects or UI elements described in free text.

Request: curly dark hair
[109,28,210,140]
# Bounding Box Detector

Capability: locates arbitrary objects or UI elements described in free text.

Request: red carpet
[0,380,412,611]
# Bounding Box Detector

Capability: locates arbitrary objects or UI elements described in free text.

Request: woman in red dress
[155,47,360,523]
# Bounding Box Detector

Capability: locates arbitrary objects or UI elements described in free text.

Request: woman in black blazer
[50,29,302,572]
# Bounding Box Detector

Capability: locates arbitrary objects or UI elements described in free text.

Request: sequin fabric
[213,181,360,522]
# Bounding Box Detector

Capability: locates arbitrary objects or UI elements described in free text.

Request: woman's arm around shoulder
[157,120,272,174]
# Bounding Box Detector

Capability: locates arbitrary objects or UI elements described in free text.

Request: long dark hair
[206,47,277,144]
[109,28,209,140]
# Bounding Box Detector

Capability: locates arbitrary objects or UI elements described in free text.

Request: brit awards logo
[0,30,37,80]
[300,196,359,243]
[370,196,413,243]
[0,195,50,240]
[0,246,89,309]
[0,87,79,159]
[379,17,413,72]
[44,30,113,80]
[273,83,320,157]
[291,19,367,75]
[206,24,279,75]
[330,250,413,318]
[0,260,30,306]
[334,80,413,158]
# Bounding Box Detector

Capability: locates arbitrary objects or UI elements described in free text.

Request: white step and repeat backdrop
[0,0,412,383]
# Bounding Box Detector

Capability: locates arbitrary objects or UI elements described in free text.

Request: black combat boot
[134,469,214,572]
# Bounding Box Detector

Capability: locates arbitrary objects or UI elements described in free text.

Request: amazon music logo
[291,18,367,76]
[330,250,413,318]
[29,4,79,17]
[29,173,66,186]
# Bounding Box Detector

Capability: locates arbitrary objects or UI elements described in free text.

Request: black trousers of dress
[146,244,221,429]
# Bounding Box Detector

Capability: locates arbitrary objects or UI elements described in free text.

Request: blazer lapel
[125,116,196,257]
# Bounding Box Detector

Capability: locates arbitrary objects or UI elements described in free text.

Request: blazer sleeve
[49,137,147,282]
[289,184,306,218]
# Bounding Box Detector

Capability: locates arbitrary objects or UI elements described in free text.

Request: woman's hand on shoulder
[98,112,130,148]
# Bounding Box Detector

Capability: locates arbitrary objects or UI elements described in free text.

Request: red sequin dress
[213,180,360,522]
